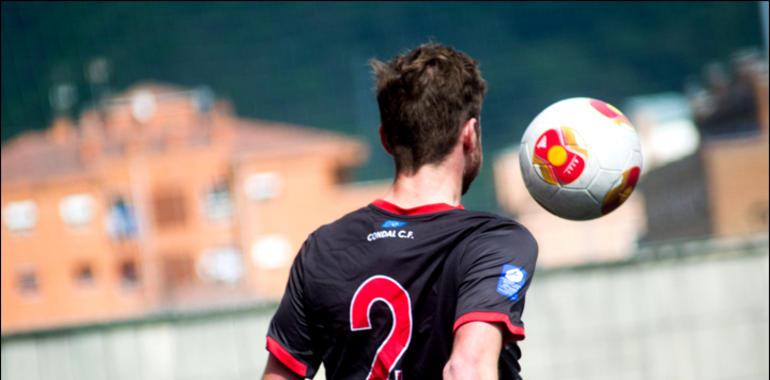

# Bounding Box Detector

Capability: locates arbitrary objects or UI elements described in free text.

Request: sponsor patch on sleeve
[496,264,528,301]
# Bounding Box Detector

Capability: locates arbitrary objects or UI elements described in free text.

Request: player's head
[371,43,487,194]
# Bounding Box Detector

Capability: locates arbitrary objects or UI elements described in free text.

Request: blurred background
[1,1,768,379]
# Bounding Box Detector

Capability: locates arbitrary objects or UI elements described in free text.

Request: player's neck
[384,159,463,208]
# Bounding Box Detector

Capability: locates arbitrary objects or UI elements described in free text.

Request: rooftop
[2,83,366,186]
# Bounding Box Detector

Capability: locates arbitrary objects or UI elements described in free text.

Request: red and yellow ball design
[519,97,643,220]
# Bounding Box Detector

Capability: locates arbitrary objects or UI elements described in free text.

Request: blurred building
[621,94,710,241]
[640,51,769,242]
[1,83,388,332]
[623,93,700,172]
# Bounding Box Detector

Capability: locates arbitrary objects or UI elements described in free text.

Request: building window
[154,188,187,228]
[203,182,233,221]
[17,268,39,295]
[196,247,243,284]
[250,235,292,269]
[3,200,38,232]
[74,263,95,287]
[120,260,140,288]
[244,172,282,201]
[106,197,138,240]
[59,194,95,226]
[334,166,352,185]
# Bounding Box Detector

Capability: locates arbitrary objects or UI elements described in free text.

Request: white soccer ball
[519,97,642,220]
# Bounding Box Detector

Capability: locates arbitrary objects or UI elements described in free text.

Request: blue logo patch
[496,264,528,301]
[381,220,408,228]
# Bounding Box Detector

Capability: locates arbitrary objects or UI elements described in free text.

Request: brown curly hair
[371,43,487,174]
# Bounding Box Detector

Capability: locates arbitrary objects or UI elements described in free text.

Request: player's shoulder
[303,205,375,251]
[459,210,538,260]
[459,209,532,236]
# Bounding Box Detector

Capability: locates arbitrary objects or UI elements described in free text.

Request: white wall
[521,249,769,379]
[2,241,768,380]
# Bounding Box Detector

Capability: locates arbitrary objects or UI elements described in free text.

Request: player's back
[267,199,538,380]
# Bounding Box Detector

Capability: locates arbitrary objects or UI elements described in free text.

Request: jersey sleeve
[266,236,321,378]
[454,225,538,342]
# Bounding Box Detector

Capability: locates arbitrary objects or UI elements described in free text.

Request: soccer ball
[518,97,642,220]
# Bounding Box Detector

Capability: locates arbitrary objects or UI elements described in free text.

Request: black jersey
[266,199,538,380]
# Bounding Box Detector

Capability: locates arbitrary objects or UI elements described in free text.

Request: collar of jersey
[371,199,464,216]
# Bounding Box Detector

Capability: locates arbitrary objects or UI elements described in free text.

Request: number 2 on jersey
[350,275,413,380]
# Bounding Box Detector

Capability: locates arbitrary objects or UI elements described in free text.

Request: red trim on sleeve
[453,311,526,341]
[266,336,308,377]
[371,199,464,216]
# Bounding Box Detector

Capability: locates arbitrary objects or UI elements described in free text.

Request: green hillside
[1,1,763,211]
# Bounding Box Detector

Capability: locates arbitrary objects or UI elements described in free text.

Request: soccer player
[262,43,538,380]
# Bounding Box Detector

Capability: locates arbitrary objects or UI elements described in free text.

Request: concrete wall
[1,306,277,380]
[521,238,769,380]
[2,238,768,380]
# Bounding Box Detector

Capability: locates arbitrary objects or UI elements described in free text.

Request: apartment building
[1,83,388,332]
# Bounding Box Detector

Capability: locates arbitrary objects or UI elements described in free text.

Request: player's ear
[379,125,393,155]
[460,118,479,153]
